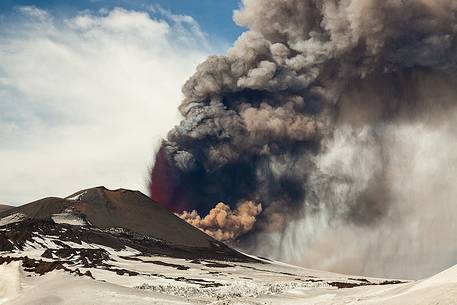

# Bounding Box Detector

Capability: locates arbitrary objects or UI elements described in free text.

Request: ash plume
[150,0,457,278]
[179,201,262,242]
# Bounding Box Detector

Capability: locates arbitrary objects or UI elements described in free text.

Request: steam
[150,0,457,279]
[179,201,262,241]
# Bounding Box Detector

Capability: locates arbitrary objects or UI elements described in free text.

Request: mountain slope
[0,187,252,261]
[0,187,212,247]
[0,204,13,213]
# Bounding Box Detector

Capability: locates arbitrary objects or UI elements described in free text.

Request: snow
[0,213,26,227]
[65,191,87,201]
[363,264,457,305]
[410,263,457,290]
[2,270,191,305]
[1,251,457,304]
[0,262,22,305]
[51,212,87,226]
[1,226,457,304]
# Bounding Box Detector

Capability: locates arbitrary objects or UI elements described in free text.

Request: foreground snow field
[1,239,457,305]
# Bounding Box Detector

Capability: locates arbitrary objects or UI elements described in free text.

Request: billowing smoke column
[150,0,457,278]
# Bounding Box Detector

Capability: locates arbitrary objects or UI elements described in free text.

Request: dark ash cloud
[150,0,457,278]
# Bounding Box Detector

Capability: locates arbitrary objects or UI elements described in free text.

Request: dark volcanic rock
[0,255,89,277]
[0,235,14,251]
[0,204,13,213]
[42,248,111,268]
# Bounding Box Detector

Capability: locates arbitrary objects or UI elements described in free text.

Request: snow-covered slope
[0,187,456,304]
[0,231,405,305]
[1,237,456,305]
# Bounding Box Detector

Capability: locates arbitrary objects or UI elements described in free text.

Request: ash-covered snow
[136,280,327,299]
[51,212,87,226]
[0,213,26,227]
[0,261,22,304]
[65,191,87,201]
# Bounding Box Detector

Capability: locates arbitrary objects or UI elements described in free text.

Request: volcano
[0,186,251,261]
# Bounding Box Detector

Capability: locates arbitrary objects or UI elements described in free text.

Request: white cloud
[0,6,213,204]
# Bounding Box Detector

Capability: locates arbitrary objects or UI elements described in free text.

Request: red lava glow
[149,146,191,213]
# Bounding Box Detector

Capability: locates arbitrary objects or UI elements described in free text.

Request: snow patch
[0,261,22,304]
[65,191,87,201]
[51,209,87,226]
[409,264,457,292]
[0,213,26,227]
[136,280,326,299]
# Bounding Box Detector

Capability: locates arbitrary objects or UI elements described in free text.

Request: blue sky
[0,0,245,43]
